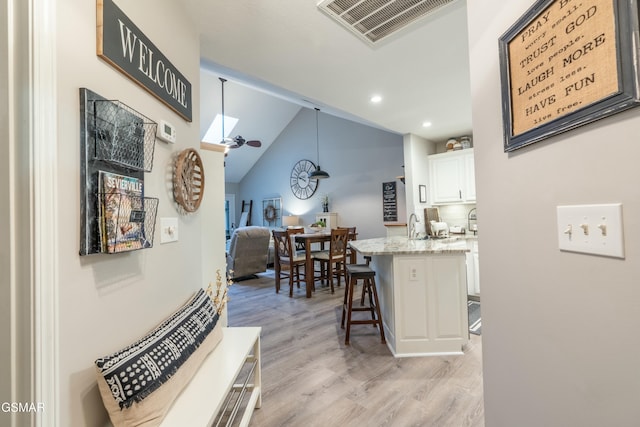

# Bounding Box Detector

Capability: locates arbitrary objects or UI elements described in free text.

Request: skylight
[202,114,239,144]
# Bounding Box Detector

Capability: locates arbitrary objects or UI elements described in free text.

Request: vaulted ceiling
[183,0,472,182]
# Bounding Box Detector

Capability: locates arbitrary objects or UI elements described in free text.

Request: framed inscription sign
[499,0,640,151]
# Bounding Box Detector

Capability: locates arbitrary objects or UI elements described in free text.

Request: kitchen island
[349,236,471,357]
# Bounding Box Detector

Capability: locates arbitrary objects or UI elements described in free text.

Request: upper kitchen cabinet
[428,148,476,204]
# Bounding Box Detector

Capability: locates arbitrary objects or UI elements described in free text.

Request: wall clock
[290,159,319,200]
[173,148,205,212]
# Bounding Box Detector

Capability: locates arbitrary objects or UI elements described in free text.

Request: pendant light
[309,108,330,180]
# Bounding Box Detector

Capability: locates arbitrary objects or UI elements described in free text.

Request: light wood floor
[226,270,484,427]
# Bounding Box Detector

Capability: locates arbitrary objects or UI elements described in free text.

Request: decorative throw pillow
[95,288,222,426]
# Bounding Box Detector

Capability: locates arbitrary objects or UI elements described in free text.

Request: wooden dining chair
[272,229,306,297]
[338,226,357,264]
[313,228,349,293]
[287,227,306,263]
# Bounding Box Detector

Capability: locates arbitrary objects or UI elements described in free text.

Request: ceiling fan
[219,77,262,150]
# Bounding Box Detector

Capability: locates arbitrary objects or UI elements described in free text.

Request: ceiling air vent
[318,0,455,46]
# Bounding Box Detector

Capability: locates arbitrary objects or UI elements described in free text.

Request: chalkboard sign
[382,182,397,222]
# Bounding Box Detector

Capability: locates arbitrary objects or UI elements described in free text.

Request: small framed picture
[419,185,427,203]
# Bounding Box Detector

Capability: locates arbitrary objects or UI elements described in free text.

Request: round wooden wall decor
[173,148,205,213]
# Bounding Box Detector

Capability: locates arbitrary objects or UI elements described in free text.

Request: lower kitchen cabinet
[466,239,480,297]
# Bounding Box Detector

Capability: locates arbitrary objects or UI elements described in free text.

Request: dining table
[294,231,331,298]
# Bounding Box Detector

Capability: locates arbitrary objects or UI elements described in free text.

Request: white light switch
[556,204,624,258]
[160,217,179,244]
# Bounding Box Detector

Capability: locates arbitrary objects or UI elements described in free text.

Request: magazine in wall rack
[99,170,147,253]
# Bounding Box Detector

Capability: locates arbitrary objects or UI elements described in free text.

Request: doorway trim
[225,193,236,235]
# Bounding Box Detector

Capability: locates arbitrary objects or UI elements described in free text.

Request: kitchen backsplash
[436,204,476,233]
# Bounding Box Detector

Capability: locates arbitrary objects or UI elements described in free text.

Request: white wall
[55,1,225,425]
[403,134,436,235]
[235,108,405,240]
[468,2,640,426]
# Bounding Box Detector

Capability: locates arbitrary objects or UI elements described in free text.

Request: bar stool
[341,258,386,345]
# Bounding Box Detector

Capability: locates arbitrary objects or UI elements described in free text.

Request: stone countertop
[349,235,472,256]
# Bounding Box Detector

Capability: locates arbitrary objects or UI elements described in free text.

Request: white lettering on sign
[117,19,188,109]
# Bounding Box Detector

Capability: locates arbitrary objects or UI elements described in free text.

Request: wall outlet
[409,266,419,281]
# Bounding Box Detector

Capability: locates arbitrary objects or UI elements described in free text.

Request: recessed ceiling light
[370,95,382,103]
[422,121,432,128]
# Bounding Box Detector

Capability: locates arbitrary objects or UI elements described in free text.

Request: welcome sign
[97,0,192,121]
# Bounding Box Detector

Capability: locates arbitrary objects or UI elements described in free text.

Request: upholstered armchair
[226,226,271,280]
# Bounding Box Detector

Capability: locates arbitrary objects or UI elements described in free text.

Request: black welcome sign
[97,0,192,121]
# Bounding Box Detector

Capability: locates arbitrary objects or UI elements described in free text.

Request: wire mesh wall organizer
[93,99,157,172]
[100,193,159,253]
[80,88,159,256]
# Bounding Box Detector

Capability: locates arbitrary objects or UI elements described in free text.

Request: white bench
[105,326,262,427]
[161,327,262,427]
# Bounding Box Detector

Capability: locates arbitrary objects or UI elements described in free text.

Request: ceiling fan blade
[246,140,262,148]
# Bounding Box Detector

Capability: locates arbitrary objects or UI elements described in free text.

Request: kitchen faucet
[408,213,419,239]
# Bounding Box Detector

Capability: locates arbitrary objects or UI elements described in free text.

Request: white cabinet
[428,149,476,204]
[316,212,338,229]
[464,152,476,202]
[157,327,261,427]
[430,155,464,203]
[465,240,480,296]
[473,249,480,294]
[370,253,469,357]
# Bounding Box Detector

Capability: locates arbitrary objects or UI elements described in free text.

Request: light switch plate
[160,217,179,244]
[556,203,624,258]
